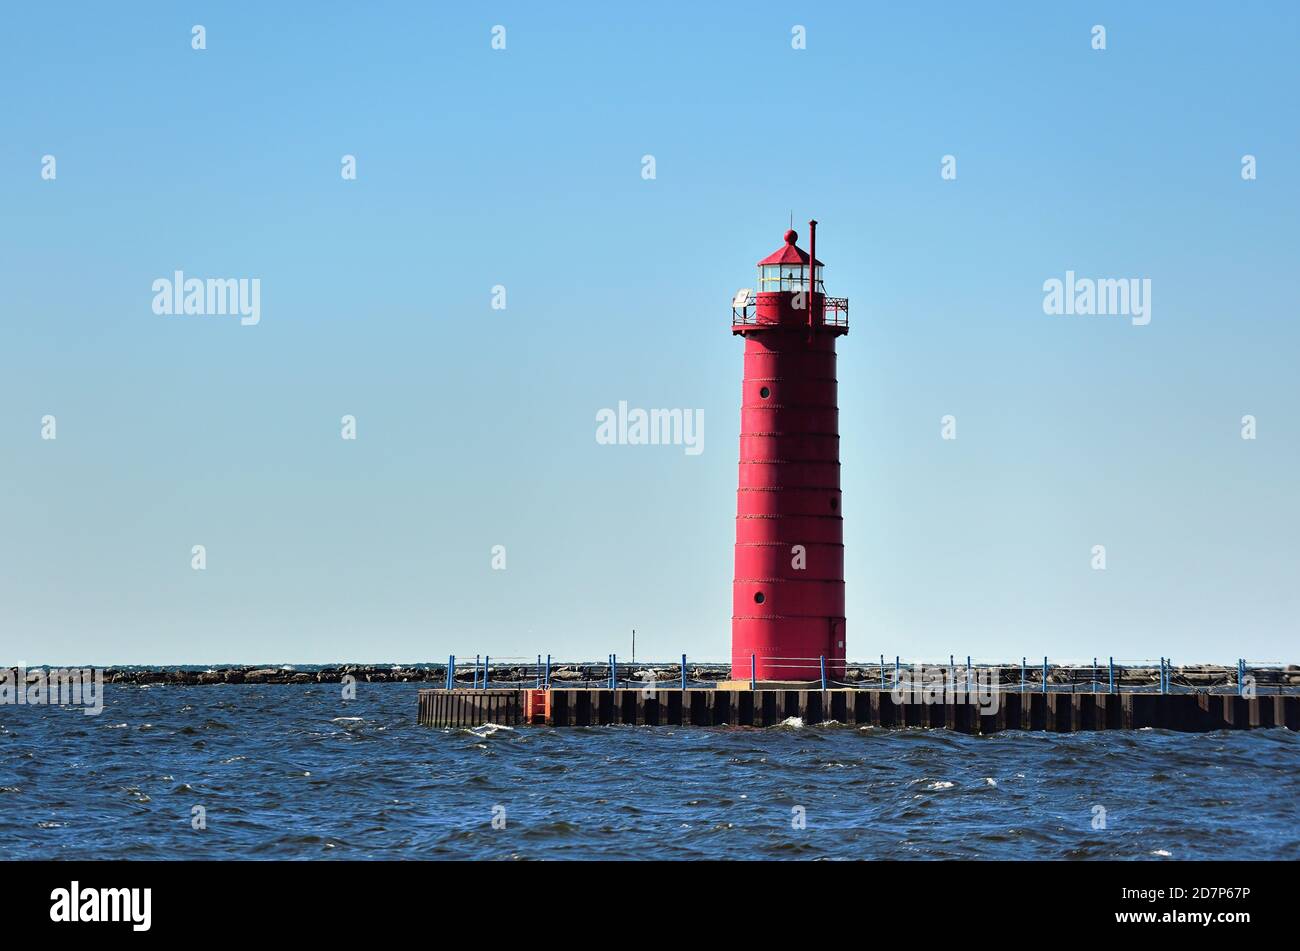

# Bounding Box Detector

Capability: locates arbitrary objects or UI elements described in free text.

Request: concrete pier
[418,688,1300,733]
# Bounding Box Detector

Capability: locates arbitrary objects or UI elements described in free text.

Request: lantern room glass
[758,264,824,293]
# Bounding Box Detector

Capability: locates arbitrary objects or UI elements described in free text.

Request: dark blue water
[2,684,1296,860]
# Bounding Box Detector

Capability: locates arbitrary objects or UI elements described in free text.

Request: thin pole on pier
[966,655,972,689]
[484,655,490,690]
[474,654,480,689]
[1042,656,1048,695]
[447,654,454,691]
[536,654,541,689]
[1108,656,1115,694]
[1021,657,1027,694]
[750,653,756,690]
[895,655,900,688]
[545,654,551,689]
[681,654,687,692]
[949,654,955,687]
[1237,658,1245,697]
[880,654,885,690]
[820,656,827,690]
[610,653,617,690]
[1093,657,1097,690]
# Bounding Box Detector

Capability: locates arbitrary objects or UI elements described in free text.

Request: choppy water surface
[1,684,1296,860]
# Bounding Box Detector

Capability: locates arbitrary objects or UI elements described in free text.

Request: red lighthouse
[730,222,849,682]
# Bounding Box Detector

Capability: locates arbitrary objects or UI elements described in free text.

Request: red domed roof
[756,229,823,267]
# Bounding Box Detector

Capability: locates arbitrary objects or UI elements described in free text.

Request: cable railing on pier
[439,653,1297,697]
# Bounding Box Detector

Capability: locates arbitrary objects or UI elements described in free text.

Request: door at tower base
[729,224,849,682]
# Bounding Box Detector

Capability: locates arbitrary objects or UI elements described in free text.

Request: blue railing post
[474,654,480,689]
[1021,657,1026,694]
[880,653,885,690]
[484,655,490,690]
[750,654,756,690]
[447,654,454,691]
[610,654,616,690]
[545,654,551,689]
[1108,656,1115,694]
[894,655,900,688]
[1042,656,1048,695]
[966,655,972,689]
[681,654,687,691]
[1237,658,1245,697]
[820,656,827,690]
[536,654,541,689]
[949,654,955,689]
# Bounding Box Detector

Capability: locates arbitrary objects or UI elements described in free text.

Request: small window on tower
[753,592,765,605]
[759,386,770,399]
[830,497,839,511]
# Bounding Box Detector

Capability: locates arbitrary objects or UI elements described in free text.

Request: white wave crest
[469,723,515,737]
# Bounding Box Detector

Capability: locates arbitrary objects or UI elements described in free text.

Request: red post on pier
[729,223,849,682]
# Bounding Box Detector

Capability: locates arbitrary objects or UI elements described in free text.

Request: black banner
[1,860,1281,936]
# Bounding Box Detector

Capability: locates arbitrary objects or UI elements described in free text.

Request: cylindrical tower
[730,223,850,682]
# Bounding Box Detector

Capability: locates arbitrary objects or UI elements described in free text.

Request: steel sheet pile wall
[418,688,1299,732]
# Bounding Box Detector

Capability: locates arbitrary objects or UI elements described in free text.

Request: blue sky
[2,2,1297,665]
